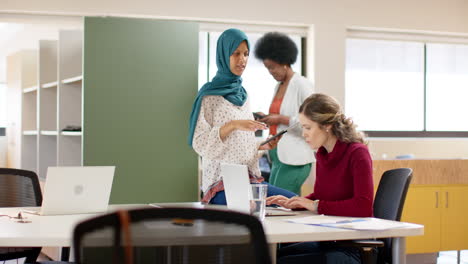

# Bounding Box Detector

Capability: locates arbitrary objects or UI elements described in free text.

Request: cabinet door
[401,186,441,253]
[441,186,468,251]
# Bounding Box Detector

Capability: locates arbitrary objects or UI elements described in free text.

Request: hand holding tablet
[260,122,298,146]
[260,130,287,146]
[253,112,267,120]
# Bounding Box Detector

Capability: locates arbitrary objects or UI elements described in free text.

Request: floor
[3,253,51,263]
[438,251,468,264]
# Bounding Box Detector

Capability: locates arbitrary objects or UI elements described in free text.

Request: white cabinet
[7,30,83,178]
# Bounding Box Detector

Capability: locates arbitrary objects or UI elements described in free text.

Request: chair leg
[25,247,42,263]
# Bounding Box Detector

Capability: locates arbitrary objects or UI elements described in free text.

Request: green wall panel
[83,17,198,203]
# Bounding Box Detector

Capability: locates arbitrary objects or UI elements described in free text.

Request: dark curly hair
[254,32,298,65]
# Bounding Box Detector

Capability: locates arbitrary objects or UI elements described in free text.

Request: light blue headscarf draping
[188,28,250,146]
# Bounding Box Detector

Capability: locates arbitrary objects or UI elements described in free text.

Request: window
[426,43,468,131]
[345,37,468,137]
[199,31,303,114]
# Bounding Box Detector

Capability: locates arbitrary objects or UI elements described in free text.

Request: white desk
[0,204,146,247]
[0,204,423,264]
[264,211,422,264]
[155,202,423,264]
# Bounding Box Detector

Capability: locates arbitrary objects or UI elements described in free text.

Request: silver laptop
[221,163,297,216]
[222,163,251,214]
[26,166,115,216]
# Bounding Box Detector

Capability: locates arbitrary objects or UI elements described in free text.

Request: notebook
[221,163,297,216]
[25,166,115,216]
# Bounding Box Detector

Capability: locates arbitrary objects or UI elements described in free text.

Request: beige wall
[2,0,468,157]
[0,137,6,167]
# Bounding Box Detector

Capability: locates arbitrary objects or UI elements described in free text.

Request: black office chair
[0,168,43,263]
[340,168,413,264]
[73,207,272,264]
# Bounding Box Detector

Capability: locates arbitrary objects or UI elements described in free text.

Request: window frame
[347,29,468,138]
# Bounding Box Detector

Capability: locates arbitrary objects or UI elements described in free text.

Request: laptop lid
[221,163,251,214]
[221,163,298,217]
[40,166,115,215]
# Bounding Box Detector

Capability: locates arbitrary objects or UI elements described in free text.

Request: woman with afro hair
[254,32,315,195]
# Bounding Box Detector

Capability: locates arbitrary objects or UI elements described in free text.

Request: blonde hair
[299,93,366,144]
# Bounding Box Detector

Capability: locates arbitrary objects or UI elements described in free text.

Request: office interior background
[2,0,468,163]
[1,0,468,263]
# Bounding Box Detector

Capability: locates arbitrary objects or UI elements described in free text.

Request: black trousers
[278,241,361,264]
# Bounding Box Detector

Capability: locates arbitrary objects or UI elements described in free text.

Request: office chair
[73,207,272,264]
[0,168,43,263]
[339,168,413,264]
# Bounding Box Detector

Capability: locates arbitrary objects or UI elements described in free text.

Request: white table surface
[151,202,423,242]
[150,202,424,264]
[0,203,423,264]
[0,204,148,247]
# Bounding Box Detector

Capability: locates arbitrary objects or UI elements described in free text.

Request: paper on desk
[286,215,352,224]
[286,215,410,230]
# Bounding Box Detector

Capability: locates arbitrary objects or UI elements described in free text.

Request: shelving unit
[23,131,38,135]
[7,31,83,261]
[40,131,59,136]
[58,30,83,167]
[38,40,58,178]
[62,75,82,84]
[42,81,58,89]
[19,51,39,172]
[8,30,83,179]
[23,85,38,93]
[61,131,82,136]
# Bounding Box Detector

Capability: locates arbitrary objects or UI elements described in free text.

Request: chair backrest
[0,168,43,262]
[373,168,413,264]
[73,207,272,264]
[0,168,43,207]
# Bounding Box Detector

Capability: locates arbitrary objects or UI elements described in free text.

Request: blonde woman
[267,93,373,264]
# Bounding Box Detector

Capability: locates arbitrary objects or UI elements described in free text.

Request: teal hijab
[188,28,250,146]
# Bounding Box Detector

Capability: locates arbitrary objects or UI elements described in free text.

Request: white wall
[0,136,6,167]
[1,0,468,158]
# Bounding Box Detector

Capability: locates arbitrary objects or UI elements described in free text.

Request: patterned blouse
[192,95,263,202]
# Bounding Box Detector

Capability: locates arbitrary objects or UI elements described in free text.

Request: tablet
[253,112,267,120]
[260,130,288,146]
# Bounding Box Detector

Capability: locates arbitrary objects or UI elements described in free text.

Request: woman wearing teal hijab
[188,28,297,204]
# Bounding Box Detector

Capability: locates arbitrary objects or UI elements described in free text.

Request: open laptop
[25,166,115,216]
[221,163,297,216]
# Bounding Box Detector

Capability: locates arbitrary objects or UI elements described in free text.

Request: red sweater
[305,140,374,217]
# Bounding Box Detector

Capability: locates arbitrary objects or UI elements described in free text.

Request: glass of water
[250,184,268,221]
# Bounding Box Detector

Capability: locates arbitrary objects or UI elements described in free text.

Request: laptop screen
[221,163,251,214]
